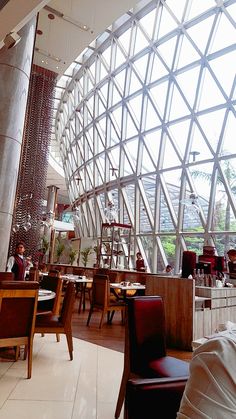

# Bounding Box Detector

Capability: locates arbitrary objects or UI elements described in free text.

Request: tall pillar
[44,185,59,263]
[0,17,36,270]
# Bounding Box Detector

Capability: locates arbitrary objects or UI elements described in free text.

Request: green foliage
[80,247,92,267]
[56,239,65,262]
[68,246,78,265]
[41,236,49,254]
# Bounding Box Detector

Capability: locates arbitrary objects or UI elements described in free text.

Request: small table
[61,274,93,312]
[38,289,56,301]
[110,282,146,300]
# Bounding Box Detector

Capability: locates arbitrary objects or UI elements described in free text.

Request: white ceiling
[0,0,141,205]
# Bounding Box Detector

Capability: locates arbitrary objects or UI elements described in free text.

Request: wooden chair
[115,296,189,418]
[0,272,14,281]
[35,281,76,360]
[0,281,39,378]
[37,275,63,342]
[87,274,126,328]
[28,267,40,282]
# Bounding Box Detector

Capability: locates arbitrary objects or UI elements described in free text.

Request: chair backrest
[73,267,85,276]
[60,281,76,326]
[48,269,60,277]
[0,272,14,281]
[127,296,166,375]
[91,274,110,309]
[0,281,39,340]
[28,267,40,282]
[39,275,63,314]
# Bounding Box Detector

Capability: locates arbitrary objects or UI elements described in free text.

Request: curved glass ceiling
[55,0,236,273]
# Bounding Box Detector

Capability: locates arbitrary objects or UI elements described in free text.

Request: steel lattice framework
[55,0,236,273]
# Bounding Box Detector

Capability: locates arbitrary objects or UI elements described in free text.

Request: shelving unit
[99,222,132,269]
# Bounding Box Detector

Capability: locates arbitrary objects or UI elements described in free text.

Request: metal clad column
[0,17,36,270]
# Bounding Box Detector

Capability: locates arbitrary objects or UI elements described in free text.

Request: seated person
[177,333,236,418]
[164,264,173,274]
[227,249,236,279]
[136,252,146,272]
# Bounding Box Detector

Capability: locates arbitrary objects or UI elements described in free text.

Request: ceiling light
[44,5,90,31]
[35,47,62,63]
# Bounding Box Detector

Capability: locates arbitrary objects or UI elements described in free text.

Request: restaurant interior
[0,0,236,418]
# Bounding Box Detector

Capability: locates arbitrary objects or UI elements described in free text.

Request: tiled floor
[0,334,124,419]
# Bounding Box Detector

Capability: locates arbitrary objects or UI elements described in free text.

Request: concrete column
[44,185,59,263]
[0,17,36,270]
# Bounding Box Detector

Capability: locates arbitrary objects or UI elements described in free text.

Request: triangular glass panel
[123,151,134,176]
[212,164,236,231]
[129,68,143,95]
[98,96,106,115]
[186,14,215,55]
[169,82,191,120]
[157,36,177,71]
[110,106,122,135]
[209,12,236,54]
[162,134,182,169]
[124,139,138,170]
[100,82,108,103]
[157,4,178,38]
[209,50,236,97]
[115,44,127,68]
[102,45,111,70]
[159,190,175,233]
[176,34,201,70]
[149,81,168,119]
[144,97,161,130]
[143,129,161,166]
[126,110,139,139]
[197,67,226,111]
[187,0,215,21]
[139,8,156,40]
[133,53,149,83]
[114,68,126,94]
[111,83,122,106]
[176,65,200,109]
[220,110,236,156]
[134,25,149,55]
[189,161,214,219]
[141,144,156,173]
[165,0,187,24]
[197,108,225,153]
[189,122,214,162]
[168,119,191,160]
[127,94,143,127]
[139,199,153,233]
[118,27,131,55]
[100,60,108,80]
[150,52,168,83]
[109,118,120,145]
[109,146,120,172]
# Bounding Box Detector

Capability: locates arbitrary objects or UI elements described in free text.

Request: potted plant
[56,239,65,263]
[80,247,92,267]
[68,246,78,265]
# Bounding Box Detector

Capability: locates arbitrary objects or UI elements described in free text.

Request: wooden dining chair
[35,281,76,360]
[28,267,40,282]
[0,281,39,378]
[0,272,14,281]
[115,296,189,418]
[87,274,126,328]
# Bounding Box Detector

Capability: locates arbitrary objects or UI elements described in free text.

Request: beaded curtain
[9,64,57,260]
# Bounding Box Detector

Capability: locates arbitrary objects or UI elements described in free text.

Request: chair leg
[27,339,33,379]
[109,310,115,324]
[99,310,105,328]
[56,333,60,342]
[87,307,93,326]
[65,329,73,360]
[115,369,129,419]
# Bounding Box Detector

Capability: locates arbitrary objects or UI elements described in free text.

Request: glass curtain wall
[55,0,236,273]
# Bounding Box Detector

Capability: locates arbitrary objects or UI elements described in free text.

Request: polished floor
[0,298,192,419]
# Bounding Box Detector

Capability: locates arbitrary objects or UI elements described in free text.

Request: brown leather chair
[0,281,39,378]
[115,296,189,418]
[87,274,126,328]
[35,281,76,360]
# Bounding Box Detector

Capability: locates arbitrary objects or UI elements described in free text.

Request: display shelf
[99,222,132,269]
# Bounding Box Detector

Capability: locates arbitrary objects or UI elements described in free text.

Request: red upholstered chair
[0,281,39,378]
[35,281,76,360]
[115,296,189,418]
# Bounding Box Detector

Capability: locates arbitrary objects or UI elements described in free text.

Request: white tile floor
[0,334,124,419]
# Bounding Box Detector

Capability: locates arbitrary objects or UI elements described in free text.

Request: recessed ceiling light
[48,13,55,20]
[41,60,44,63]
[37,29,43,35]
[56,66,59,69]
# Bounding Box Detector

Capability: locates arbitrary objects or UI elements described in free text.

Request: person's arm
[6,256,15,272]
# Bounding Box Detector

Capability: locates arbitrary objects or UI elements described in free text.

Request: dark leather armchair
[115,296,189,418]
